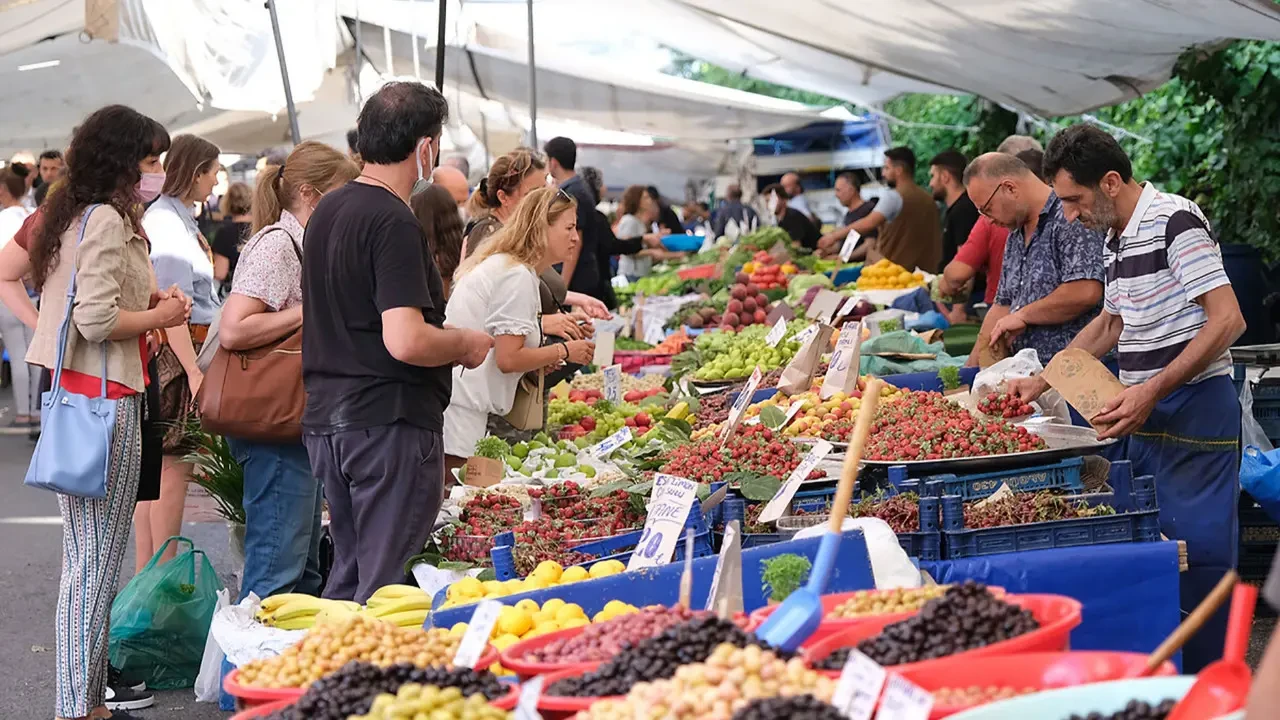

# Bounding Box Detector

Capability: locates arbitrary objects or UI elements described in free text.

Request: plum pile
[264,662,506,720]
[524,606,709,665]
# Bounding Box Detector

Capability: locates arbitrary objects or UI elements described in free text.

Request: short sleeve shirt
[301,182,451,434]
[841,197,880,241]
[874,189,903,223]
[954,215,1010,305]
[994,192,1106,365]
[231,210,305,311]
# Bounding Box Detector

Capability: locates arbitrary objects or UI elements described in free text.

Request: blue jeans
[227,437,324,600]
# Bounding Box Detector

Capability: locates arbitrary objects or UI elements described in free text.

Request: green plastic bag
[109,536,224,690]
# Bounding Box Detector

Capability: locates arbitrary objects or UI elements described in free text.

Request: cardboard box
[1042,348,1126,429]
[464,456,504,488]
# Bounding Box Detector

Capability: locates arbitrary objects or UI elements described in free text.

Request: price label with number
[821,320,863,400]
[514,675,544,720]
[793,322,820,348]
[626,473,700,571]
[832,649,886,720]
[719,366,763,445]
[836,295,862,319]
[602,364,623,403]
[876,674,933,720]
[764,317,788,347]
[840,230,863,263]
[590,426,632,458]
[452,600,502,668]
[758,440,832,523]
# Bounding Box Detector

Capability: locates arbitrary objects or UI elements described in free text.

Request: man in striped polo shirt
[1011,123,1247,672]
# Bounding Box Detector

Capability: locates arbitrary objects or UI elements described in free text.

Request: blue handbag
[24,204,119,498]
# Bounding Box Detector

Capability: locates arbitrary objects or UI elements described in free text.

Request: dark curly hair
[411,184,464,288]
[32,105,170,290]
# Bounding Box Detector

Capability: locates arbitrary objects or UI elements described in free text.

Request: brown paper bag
[464,456,504,488]
[820,320,864,400]
[777,324,835,395]
[976,328,1009,368]
[1042,348,1126,430]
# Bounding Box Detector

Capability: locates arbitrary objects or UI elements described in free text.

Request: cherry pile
[978,391,1035,419]
[847,492,921,533]
[863,391,1046,461]
[964,492,1116,529]
[1066,699,1176,720]
[659,425,826,484]
[457,493,523,535]
[816,582,1039,668]
[693,393,733,430]
[512,517,602,575]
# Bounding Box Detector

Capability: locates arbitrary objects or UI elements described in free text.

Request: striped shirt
[1104,183,1233,386]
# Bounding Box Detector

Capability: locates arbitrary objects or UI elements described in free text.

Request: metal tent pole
[266,0,301,145]
[435,0,447,90]
[354,0,363,103]
[526,0,537,146]
[411,0,421,79]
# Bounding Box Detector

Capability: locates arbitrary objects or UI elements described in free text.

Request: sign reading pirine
[626,473,699,571]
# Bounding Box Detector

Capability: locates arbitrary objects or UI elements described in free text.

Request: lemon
[496,606,533,638]
[502,579,525,593]
[533,560,564,583]
[449,576,484,601]
[555,604,586,623]
[523,576,552,591]
[603,600,632,614]
[592,611,607,623]
[489,661,510,677]
[449,622,469,637]
[515,598,540,613]
[559,617,589,630]
[530,609,554,626]
[532,621,561,636]
[588,560,625,579]
[490,632,521,650]
[482,580,504,594]
[540,598,566,615]
[560,566,590,583]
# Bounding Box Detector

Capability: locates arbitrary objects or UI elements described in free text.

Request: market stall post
[265,0,301,145]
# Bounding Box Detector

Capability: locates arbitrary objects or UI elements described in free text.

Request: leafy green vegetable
[761,554,812,602]
[616,336,654,351]
[786,273,835,304]
[938,365,961,391]
[738,473,783,501]
[591,480,633,497]
[878,319,903,334]
[472,436,510,460]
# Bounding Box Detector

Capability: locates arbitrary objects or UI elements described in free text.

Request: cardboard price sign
[463,456,504,488]
[602,364,623,403]
[593,329,616,368]
[705,520,743,617]
[758,440,833,523]
[832,649,886,720]
[821,320,863,400]
[590,426,632,458]
[1042,348,1125,430]
[806,289,844,324]
[765,316,789,348]
[453,600,502,668]
[627,474,700,571]
[515,675,544,720]
[840,230,863,263]
[719,366,763,445]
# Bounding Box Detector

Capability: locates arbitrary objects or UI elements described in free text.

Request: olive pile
[548,616,791,697]
[731,694,846,720]
[817,581,1039,669]
[576,643,835,720]
[1066,698,1177,720]
[828,585,949,619]
[263,662,506,720]
[933,685,1036,708]
[349,684,510,720]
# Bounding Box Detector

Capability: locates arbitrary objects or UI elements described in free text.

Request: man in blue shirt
[964,152,1106,365]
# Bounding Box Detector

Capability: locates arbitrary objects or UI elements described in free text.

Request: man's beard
[932,186,946,201]
[1081,192,1120,233]
[886,178,898,189]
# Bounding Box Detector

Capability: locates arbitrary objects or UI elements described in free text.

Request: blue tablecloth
[923,541,1182,666]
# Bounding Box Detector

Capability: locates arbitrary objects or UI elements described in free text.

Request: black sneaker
[104,682,153,711]
[108,664,147,691]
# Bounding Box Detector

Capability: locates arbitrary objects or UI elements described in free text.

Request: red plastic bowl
[898,651,1178,719]
[803,594,1083,678]
[487,679,523,710]
[749,586,1007,639]
[536,667,623,720]
[230,697,295,718]
[498,626,601,680]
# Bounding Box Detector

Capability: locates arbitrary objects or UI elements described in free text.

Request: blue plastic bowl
[947,676,1208,719]
[661,234,704,252]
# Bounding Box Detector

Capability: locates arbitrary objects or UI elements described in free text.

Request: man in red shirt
[942,214,1007,306]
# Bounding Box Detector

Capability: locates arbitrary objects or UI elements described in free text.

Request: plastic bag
[1242,446,1280,523]
[971,348,1072,424]
[1240,381,1273,452]
[194,588,230,702]
[109,536,224,690]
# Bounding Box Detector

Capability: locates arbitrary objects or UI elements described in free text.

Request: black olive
[732,695,845,720]
[263,661,507,720]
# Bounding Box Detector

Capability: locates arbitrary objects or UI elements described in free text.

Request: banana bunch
[256,594,362,631]
[359,584,433,628]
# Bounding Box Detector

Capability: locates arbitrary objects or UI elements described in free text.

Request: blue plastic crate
[925,457,1085,501]
[741,532,788,548]
[1254,381,1280,401]
[1251,397,1280,439]
[940,461,1161,559]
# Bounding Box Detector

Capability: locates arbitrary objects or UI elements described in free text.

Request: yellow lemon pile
[439,559,627,610]
[857,259,925,290]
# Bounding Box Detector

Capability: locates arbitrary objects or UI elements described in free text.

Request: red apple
[580,416,597,431]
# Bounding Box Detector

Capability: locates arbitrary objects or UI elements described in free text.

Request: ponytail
[465,177,492,219]
[250,140,361,235]
[251,164,285,234]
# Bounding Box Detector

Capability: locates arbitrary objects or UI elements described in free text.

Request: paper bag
[1041,349,1125,429]
[777,324,834,395]
[464,457,504,488]
[768,241,791,263]
[821,320,864,400]
[976,327,1009,368]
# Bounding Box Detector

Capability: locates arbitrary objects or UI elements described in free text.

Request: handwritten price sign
[602,364,623,403]
[626,473,699,571]
[719,366,763,445]
[821,319,863,400]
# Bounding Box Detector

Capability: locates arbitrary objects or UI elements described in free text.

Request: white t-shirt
[444,253,541,415]
[616,214,652,280]
[0,206,31,248]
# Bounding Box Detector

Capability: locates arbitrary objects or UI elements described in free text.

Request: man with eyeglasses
[964,152,1105,366]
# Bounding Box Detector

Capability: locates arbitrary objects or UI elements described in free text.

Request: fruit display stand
[429,528,876,629]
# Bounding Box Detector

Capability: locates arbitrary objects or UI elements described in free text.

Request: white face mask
[767,191,780,214]
[412,138,435,196]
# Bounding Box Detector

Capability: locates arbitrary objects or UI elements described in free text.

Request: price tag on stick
[832,649,887,720]
[876,674,934,720]
[765,317,788,348]
[821,320,863,400]
[593,330,616,368]
[590,426,632,458]
[719,366,763,445]
[626,473,700,571]
[602,364,623,403]
[840,230,862,263]
[705,520,743,618]
[514,675,544,720]
[759,440,832,523]
[452,599,501,669]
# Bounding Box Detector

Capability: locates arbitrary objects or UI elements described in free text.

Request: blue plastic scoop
[755,380,883,652]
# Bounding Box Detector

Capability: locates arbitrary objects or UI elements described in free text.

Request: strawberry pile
[864,391,1046,461]
[658,424,827,483]
[977,391,1035,419]
[531,483,645,527]
[458,493,523,535]
[512,517,606,575]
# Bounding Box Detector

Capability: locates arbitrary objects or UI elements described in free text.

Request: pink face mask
[135,172,166,203]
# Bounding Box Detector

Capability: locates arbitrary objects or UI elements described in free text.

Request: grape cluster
[732,695,846,720]
[264,662,506,720]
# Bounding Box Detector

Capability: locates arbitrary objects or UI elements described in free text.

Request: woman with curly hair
[24,105,189,720]
[411,184,465,296]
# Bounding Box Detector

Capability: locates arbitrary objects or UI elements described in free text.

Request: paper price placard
[515,675,544,720]
[593,330,616,368]
[590,426,632,458]
[758,440,832,523]
[704,521,738,612]
[875,674,933,720]
[821,320,863,400]
[719,366,763,445]
[626,473,700,571]
[602,364,623,403]
[840,230,863,263]
[793,322,820,348]
[832,649,886,720]
[806,289,844,324]
[765,317,788,348]
[836,295,862,320]
[452,600,501,668]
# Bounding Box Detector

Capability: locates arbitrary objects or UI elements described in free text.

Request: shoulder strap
[244,224,302,264]
[51,204,108,397]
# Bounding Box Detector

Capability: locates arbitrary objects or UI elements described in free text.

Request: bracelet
[559,341,569,360]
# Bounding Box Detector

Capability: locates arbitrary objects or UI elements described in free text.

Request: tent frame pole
[527,0,537,147]
[435,0,447,90]
[266,0,302,145]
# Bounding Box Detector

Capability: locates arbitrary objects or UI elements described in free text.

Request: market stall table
[922,540,1182,665]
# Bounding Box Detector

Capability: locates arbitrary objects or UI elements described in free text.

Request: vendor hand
[542,313,586,340]
[642,233,665,249]
[565,292,611,320]
[1006,375,1050,404]
[1093,383,1158,440]
[990,312,1027,347]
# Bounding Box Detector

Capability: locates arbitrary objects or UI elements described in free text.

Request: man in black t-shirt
[545,137,603,301]
[929,150,979,269]
[764,183,821,251]
[302,81,493,603]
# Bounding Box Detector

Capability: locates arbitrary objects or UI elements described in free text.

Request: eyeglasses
[556,187,572,202]
[978,182,1009,218]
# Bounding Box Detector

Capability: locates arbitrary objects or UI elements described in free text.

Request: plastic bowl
[748,586,1006,638]
[895,651,1178,719]
[498,626,600,680]
[536,667,623,720]
[803,594,1083,677]
[661,234,704,252]
[230,698,296,718]
[487,679,524,711]
[945,676,1198,719]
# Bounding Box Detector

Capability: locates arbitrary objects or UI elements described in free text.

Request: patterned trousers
[55,395,142,718]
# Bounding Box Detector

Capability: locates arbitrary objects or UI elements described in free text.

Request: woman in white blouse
[0,166,35,426]
[443,187,595,468]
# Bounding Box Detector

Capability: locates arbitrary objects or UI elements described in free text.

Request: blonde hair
[465,147,546,218]
[455,187,575,279]
[220,181,252,217]
[252,141,360,234]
